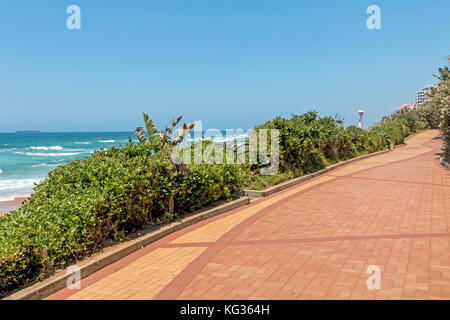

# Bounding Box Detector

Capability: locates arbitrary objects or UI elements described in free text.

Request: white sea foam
[0,169,2,174]
[31,163,58,168]
[30,146,63,151]
[75,142,91,145]
[0,178,42,201]
[31,164,45,167]
[0,179,37,190]
[15,152,80,157]
[185,133,248,143]
[99,140,115,143]
[0,196,18,202]
[210,135,248,143]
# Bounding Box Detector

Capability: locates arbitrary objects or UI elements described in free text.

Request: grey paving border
[4,197,250,300]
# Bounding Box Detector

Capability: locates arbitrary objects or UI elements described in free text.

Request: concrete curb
[4,197,250,300]
[243,149,390,198]
[394,143,406,149]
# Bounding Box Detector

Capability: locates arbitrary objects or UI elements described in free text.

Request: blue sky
[0,0,449,132]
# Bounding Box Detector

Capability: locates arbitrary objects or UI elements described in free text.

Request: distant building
[15,129,41,134]
[415,86,433,106]
[398,102,416,111]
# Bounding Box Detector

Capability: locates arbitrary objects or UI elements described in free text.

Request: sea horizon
[0,127,251,134]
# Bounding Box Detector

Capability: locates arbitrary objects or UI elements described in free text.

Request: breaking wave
[30,146,63,151]
[15,152,80,157]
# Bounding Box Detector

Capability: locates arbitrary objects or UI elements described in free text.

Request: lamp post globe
[358,110,364,129]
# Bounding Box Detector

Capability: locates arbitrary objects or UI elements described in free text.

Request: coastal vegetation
[428,57,450,161]
[246,109,432,190]
[0,104,441,296]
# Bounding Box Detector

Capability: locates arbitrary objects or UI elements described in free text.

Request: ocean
[0,131,248,202]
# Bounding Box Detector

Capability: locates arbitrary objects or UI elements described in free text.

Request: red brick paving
[47,130,450,300]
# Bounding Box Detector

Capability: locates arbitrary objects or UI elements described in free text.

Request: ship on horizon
[15,129,41,134]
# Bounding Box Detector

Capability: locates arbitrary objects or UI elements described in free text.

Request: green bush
[0,142,244,296]
[175,163,246,213]
[254,111,399,176]
[368,118,410,148]
[255,112,342,173]
[367,129,385,152]
[428,61,450,161]
[381,108,428,134]
[345,126,370,157]
[442,107,450,161]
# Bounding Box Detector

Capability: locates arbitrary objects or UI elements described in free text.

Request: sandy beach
[0,197,28,216]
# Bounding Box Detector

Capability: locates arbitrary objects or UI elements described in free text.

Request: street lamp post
[358,109,364,129]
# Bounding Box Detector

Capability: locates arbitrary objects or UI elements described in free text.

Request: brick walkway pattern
[47,130,450,300]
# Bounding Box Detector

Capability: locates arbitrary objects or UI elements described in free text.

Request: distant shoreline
[0,197,28,216]
[15,130,40,134]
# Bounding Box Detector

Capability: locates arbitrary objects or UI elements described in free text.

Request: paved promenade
[47,130,450,300]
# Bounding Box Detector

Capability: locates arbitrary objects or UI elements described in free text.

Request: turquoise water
[0,130,248,201]
[0,132,135,201]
